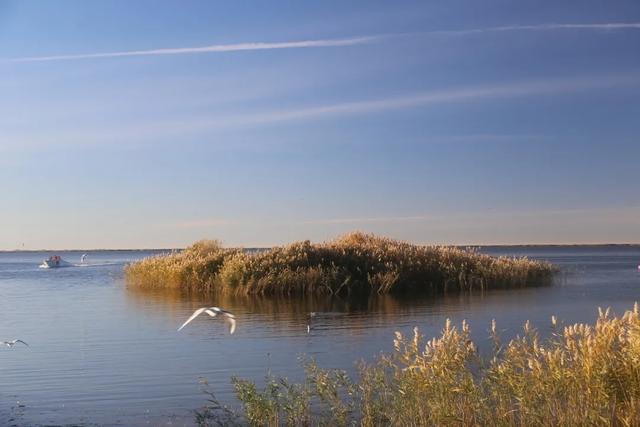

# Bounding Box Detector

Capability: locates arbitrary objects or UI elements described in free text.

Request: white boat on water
[40,255,73,268]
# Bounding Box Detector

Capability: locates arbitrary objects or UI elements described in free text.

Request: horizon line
[4,242,640,252]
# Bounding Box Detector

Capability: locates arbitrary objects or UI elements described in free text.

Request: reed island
[125,232,554,295]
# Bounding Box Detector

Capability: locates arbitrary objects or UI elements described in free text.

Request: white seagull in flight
[178,307,236,334]
[2,339,29,347]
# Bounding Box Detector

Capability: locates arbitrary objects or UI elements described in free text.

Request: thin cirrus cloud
[172,219,240,229]
[299,215,435,225]
[4,72,639,147]
[300,205,640,226]
[2,22,639,63]
[1,36,380,63]
[183,73,640,130]
[430,22,640,36]
[171,205,640,234]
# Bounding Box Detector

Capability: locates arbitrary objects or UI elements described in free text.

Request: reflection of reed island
[125,285,420,337]
[125,232,555,296]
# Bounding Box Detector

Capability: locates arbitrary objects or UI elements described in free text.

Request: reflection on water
[1,246,639,426]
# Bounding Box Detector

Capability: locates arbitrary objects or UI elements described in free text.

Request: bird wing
[226,316,236,334]
[205,308,236,334]
[15,340,28,346]
[177,307,208,331]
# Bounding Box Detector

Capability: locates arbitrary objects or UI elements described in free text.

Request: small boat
[40,255,73,269]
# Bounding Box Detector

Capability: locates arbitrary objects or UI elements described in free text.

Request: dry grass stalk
[197,304,640,426]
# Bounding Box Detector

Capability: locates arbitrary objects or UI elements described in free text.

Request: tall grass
[197,304,640,426]
[125,232,555,296]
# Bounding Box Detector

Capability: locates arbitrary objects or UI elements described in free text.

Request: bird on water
[307,312,317,334]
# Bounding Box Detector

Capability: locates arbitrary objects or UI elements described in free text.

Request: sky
[1,1,639,249]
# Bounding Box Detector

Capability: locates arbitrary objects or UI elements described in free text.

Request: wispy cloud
[195,73,640,128]
[2,36,380,63]
[300,205,640,226]
[431,22,640,36]
[3,22,639,64]
[3,72,638,148]
[300,215,435,225]
[172,219,240,229]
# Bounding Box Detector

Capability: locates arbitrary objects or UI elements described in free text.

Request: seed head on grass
[200,304,640,426]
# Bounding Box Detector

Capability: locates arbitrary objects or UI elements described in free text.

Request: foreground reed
[197,304,640,426]
[125,232,554,296]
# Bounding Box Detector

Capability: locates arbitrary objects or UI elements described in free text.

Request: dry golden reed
[197,304,640,426]
[125,232,554,296]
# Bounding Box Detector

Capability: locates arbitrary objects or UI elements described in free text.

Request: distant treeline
[124,232,555,296]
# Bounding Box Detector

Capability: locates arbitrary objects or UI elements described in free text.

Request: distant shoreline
[3,243,640,253]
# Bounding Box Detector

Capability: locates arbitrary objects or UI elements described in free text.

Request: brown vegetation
[197,304,640,426]
[125,232,555,296]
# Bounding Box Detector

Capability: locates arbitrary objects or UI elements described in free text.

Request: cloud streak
[300,205,640,226]
[197,73,640,128]
[431,22,640,36]
[2,36,380,63]
[3,72,638,148]
[300,215,435,225]
[172,219,240,229]
[3,22,639,64]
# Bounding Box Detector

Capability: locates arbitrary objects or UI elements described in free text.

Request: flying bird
[2,339,29,347]
[178,307,236,334]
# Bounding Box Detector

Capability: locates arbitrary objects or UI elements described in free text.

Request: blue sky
[1,1,639,249]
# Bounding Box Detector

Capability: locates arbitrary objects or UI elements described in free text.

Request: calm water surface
[1,247,639,426]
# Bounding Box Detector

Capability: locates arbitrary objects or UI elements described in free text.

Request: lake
[1,246,639,426]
